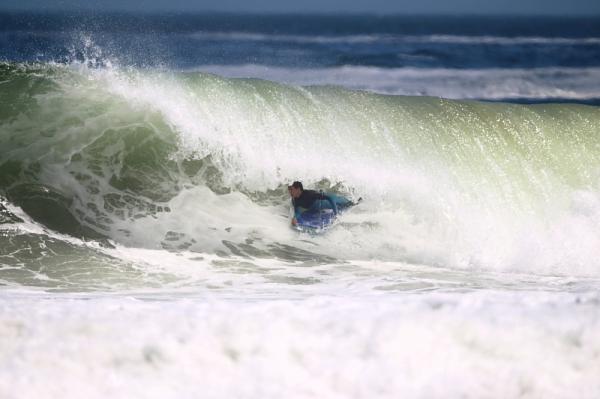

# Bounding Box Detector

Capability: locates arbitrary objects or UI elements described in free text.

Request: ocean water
[1,12,600,398]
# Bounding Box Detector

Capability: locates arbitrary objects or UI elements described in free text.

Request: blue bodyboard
[293,208,336,233]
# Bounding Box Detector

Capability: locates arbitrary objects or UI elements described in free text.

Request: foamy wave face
[1,292,599,398]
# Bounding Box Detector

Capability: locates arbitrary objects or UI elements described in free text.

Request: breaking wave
[2,61,600,279]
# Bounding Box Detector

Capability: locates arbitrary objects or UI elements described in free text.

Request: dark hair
[291,181,303,190]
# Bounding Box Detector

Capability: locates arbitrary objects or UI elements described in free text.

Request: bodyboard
[293,208,336,233]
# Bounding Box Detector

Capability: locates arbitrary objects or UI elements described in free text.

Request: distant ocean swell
[191,65,600,103]
[185,32,600,45]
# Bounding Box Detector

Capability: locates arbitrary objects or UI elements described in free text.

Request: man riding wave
[288,181,356,226]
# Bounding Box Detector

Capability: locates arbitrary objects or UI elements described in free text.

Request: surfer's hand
[291,217,297,226]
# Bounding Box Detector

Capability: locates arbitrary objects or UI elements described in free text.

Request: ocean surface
[1,12,600,398]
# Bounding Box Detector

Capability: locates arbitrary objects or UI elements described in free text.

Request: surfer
[288,181,355,226]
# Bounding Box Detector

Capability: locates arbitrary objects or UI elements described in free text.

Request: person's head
[288,181,303,198]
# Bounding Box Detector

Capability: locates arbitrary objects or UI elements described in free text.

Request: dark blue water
[2,12,600,103]
[2,12,600,69]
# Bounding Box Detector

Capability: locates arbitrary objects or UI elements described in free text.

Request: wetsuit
[292,190,354,220]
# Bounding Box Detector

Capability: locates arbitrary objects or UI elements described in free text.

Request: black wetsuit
[293,190,331,209]
[292,189,338,218]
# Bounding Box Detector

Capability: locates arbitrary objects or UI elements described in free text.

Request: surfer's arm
[322,194,338,215]
[292,205,302,225]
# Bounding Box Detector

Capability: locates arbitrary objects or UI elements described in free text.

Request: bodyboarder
[288,181,356,226]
